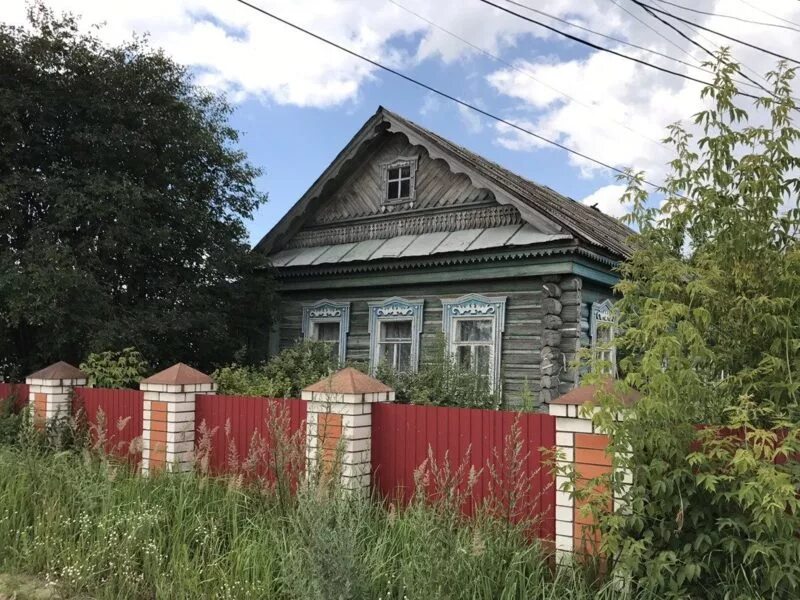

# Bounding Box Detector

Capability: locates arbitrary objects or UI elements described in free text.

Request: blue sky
[5,0,798,246]
[230,38,619,245]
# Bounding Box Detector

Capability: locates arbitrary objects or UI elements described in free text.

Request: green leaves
[0,7,272,378]
[585,51,800,597]
[79,347,149,389]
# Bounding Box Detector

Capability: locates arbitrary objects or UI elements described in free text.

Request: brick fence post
[548,382,634,561]
[302,368,394,492]
[25,361,87,428]
[140,363,216,474]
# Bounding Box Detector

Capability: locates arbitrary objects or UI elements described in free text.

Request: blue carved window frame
[441,294,507,392]
[301,299,350,365]
[368,297,424,374]
[590,299,616,376]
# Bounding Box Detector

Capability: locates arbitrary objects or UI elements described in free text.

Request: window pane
[400,165,411,178]
[475,346,491,376]
[399,179,410,198]
[315,322,339,342]
[388,167,400,180]
[457,346,472,370]
[387,180,399,199]
[381,320,412,341]
[379,342,394,367]
[457,319,492,342]
[397,343,411,372]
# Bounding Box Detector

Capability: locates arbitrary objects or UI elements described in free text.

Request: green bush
[80,348,149,389]
[213,340,339,398]
[576,53,800,599]
[376,335,500,410]
[0,392,23,446]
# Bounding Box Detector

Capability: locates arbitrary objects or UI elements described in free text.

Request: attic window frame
[381,156,418,204]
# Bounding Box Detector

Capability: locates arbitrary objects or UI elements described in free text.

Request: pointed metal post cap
[27,361,87,380]
[140,363,213,386]
[304,367,393,394]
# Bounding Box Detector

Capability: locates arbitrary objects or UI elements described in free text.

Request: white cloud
[4,0,800,222]
[581,184,631,218]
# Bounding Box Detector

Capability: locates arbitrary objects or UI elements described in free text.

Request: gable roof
[255,106,633,259]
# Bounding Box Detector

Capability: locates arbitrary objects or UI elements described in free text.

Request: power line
[653,0,800,32]
[736,0,800,30]
[632,1,800,64]
[631,0,797,106]
[497,0,713,73]
[388,0,667,150]
[229,0,664,188]
[607,0,704,67]
[477,0,760,100]
[633,0,771,87]
[508,0,768,93]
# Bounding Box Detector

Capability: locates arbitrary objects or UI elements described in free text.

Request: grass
[0,443,649,600]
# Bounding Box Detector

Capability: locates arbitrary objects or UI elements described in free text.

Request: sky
[3,0,800,245]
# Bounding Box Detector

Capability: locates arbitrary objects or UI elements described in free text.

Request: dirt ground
[0,574,61,600]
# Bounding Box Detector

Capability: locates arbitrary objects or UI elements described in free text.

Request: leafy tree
[583,51,800,598]
[0,3,273,380]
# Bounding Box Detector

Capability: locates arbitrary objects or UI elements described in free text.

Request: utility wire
[477,0,760,100]
[607,0,703,67]
[654,0,800,32]
[736,0,800,30]
[388,0,667,150]
[229,0,665,188]
[632,0,800,64]
[631,0,796,105]
[506,0,767,93]
[497,0,712,73]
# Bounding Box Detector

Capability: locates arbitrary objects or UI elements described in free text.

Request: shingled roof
[256,106,634,260]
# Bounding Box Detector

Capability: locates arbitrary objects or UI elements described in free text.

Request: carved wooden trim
[367,297,425,374]
[301,299,351,364]
[441,293,507,393]
[286,204,523,249]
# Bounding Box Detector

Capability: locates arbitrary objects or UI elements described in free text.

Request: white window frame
[368,297,424,374]
[301,299,350,364]
[381,156,418,204]
[441,294,507,392]
[590,299,617,376]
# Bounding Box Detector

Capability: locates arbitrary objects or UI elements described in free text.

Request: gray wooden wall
[276,276,550,408]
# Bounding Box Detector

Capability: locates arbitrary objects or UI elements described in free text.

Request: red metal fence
[372,403,556,540]
[195,394,307,476]
[73,387,143,460]
[0,383,29,410]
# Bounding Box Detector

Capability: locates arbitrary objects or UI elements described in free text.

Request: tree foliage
[0,4,273,379]
[79,347,149,389]
[584,51,800,598]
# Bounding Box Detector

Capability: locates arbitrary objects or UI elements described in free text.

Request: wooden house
[255,107,631,408]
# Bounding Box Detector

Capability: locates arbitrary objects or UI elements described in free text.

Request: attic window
[382,157,417,203]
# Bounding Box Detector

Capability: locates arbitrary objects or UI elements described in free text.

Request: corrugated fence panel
[195,394,307,476]
[0,383,29,410]
[372,403,556,541]
[73,387,144,462]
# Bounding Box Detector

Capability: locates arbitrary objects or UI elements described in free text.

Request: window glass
[315,322,340,360]
[378,320,413,372]
[381,320,412,340]
[457,320,493,342]
[386,161,413,201]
